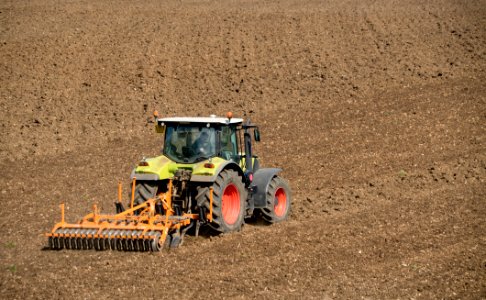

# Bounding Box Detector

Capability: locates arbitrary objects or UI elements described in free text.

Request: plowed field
[1,0,485,299]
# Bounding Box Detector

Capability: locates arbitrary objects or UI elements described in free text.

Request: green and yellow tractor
[46,112,291,251]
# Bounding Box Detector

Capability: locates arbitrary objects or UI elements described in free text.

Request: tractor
[46,112,291,251]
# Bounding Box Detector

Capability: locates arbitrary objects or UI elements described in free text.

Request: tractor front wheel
[261,176,291,223]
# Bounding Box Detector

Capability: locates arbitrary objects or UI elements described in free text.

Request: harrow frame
[46,179,214,251]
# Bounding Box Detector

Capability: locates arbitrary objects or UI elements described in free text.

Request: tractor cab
[156,114,258,167]
[162,121,237,164]
[163,125,216,163]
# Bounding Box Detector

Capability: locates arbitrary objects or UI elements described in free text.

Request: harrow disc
[87,238,93,250]
[81,238,88,250]
[47,227,169,252]
[54,237,61,249]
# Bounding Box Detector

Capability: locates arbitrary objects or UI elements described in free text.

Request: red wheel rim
[274,187,287,217]
[222,183,240,225]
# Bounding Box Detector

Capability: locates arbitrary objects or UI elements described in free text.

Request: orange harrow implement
[46,179,213,251]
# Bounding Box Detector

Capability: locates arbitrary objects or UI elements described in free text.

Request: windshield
[163,125,217,163]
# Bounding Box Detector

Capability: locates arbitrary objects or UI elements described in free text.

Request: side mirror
[254,128,261,142]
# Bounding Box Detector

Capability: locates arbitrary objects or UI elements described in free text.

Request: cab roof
[157,115,244,125]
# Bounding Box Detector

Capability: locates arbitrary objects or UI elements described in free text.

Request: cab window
[219,126,238,161]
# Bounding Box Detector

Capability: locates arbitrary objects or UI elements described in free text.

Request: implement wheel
[198,169,247,233]
[261,176,291,223]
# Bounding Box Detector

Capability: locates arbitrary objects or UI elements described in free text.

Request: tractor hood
[130,155,229,182]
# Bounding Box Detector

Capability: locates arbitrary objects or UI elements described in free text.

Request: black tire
[132,181,158,206]
[261,176,291,223]
[196,169,247,233]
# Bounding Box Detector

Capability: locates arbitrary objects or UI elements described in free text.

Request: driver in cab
[192,131,212,155]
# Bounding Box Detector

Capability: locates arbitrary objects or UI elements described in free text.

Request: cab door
[219,126,238,162]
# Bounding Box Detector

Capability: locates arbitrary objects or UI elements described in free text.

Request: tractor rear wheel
[198,169,247,233]
[133,181,158,206]
[261,176,291,223]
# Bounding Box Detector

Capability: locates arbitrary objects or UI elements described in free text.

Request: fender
[129,169,159,181]
[190,161,244,183]
[250,168,282,208]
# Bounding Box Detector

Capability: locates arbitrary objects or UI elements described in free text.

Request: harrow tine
[51,237,56,250]
[121,238,127,251]
[103,238,108,250]
[57,236,62,250]
[64,229,70,248]
[70,235,76,249]
[64,236,70,249]
[129,231,136,251]
[144,239,150,252]
[133,237,139,251]
[116,238,122,251]
[93,237,100,251]
[127,238,132,251]
[110,237,116,250]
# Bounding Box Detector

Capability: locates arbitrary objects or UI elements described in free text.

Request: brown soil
[1,0,485,299]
